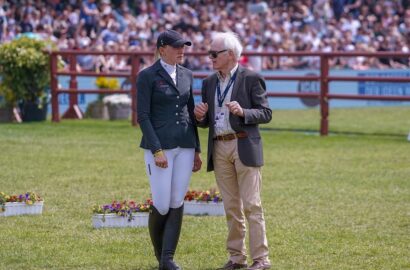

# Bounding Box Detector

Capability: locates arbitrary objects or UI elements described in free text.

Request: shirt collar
[217,63,239,82]
[160,59,176,75]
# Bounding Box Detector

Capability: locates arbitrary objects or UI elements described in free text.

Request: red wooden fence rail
[49,51,410,136]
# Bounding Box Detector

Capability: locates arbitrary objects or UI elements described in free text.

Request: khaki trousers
[213,139,270,264]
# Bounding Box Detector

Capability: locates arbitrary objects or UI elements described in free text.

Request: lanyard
[216,70,238,107]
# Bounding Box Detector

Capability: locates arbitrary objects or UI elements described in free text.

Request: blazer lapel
[208,73,218,125]
[155,60,178,91]
[230,66,244,101]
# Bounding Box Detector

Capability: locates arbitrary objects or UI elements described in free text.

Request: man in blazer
[194,32,272,270]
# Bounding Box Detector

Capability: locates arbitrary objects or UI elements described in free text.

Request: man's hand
[226,101,244,117]
[194,102,208,121]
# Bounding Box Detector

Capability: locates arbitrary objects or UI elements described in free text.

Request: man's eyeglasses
[208,49,228,59]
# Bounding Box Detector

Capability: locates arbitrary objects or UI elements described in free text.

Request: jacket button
[177,96,180,99]
[176,105,179,107]
[176,121,179,124]
[175,113,178,115]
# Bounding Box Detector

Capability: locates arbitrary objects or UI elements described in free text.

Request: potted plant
[86,77,120,119]
[0,37,51,122]
[103,94,131,120]
[92,199,151,228]
[184,189,225,216]
[0,191,44,217]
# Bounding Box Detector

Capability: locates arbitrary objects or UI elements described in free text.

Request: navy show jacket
[137,60,200,154]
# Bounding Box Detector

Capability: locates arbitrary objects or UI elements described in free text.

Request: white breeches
[144,147,195,215]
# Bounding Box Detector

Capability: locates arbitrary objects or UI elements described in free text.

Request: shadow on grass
[131,267,158,270]
[131,266,217,270]
[261,127,407,139]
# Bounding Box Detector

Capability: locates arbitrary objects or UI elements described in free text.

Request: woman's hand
[154,151,168,168]
[192,152,202,172]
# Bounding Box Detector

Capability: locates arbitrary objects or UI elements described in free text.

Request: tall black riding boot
[148,205,169,264]
[160,204,184,270]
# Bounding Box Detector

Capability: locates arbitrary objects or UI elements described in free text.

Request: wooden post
[320,54,329,136]
[130,54,140,126]
[50,53,60,122]
[62,54,83,119]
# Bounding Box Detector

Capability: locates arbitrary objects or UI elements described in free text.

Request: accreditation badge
[214,111,225,129]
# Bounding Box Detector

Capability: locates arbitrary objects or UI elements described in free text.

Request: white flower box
[0,201,44,217]
[92,213,148,228]
[103,94,131,106]
[184,201,225,216]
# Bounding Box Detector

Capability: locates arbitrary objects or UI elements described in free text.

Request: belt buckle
[216,133,237,141]
[226,134,235,141]
[237,132,246,139]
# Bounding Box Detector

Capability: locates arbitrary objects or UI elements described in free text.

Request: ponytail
[154,48,161,61]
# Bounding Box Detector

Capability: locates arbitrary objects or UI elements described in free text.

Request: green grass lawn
[0,107,409,270]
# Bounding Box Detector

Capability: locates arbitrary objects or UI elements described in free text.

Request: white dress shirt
[214,64,239,136]
[160,59,177,85]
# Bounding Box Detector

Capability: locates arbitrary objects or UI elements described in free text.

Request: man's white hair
[213,32,243,60]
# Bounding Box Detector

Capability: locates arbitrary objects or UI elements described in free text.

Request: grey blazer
[137,60,200,153]
[198,66,272,172]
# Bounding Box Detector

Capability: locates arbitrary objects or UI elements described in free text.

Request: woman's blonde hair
[154,48,161,61]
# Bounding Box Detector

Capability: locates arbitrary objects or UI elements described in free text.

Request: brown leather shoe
[246,261,271,270]
[217,260,248,270]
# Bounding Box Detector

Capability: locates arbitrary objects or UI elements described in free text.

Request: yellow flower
[95,77,120,90]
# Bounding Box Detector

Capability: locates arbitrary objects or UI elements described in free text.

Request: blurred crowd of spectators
[0,0,409,72]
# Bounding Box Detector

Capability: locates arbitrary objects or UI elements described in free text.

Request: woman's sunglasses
[208,49,228,59]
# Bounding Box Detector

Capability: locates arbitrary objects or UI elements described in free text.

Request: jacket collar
[216,63,239,82]
[230,65,245,101]
[160,59,177,76]
[154,60,189,94]
[210,64,244,102]
[154,59,178,91]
